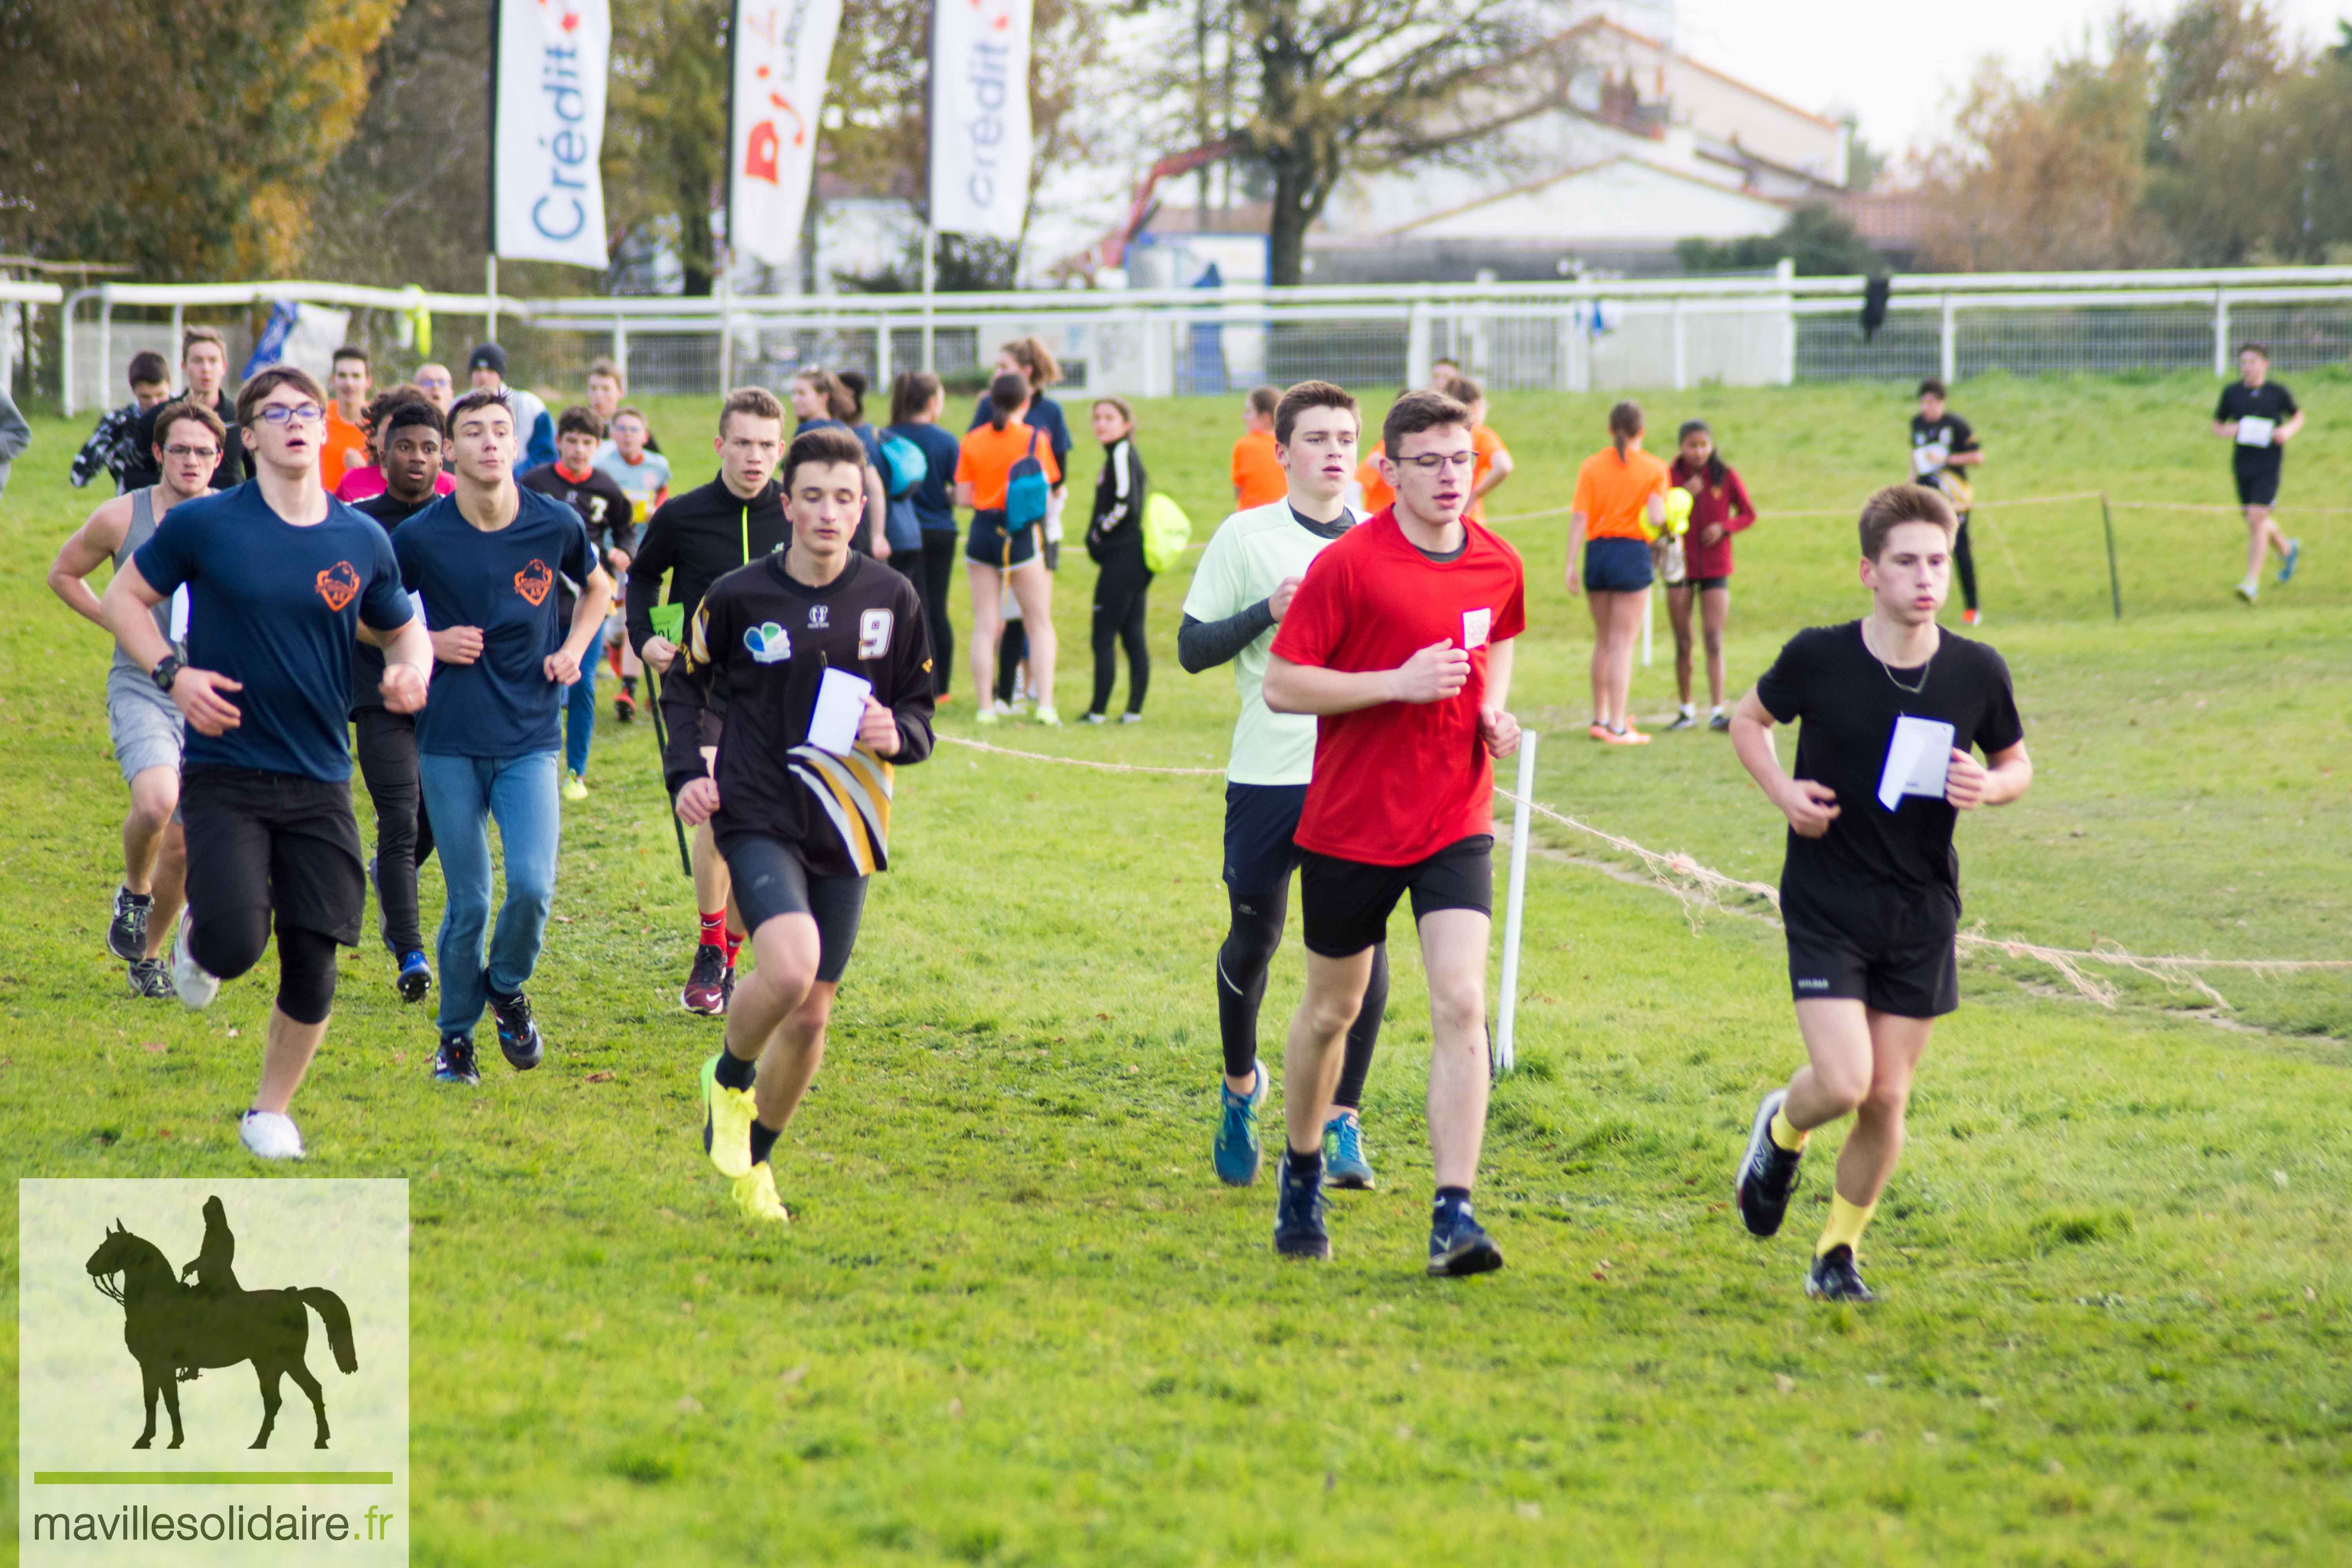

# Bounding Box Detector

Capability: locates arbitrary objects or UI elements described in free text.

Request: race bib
[1462,607,1492,650]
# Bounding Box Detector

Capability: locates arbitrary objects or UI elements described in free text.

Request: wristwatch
[150,654,183,693]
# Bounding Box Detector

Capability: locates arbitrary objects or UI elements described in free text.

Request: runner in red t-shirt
[1263,388,1525,1277]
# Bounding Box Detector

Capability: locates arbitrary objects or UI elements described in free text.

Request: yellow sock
[1815,1193,1877,1258]
[1769,1106,1806,1152]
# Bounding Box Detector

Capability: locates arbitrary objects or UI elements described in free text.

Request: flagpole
[485,0,501,343]
[922,0,937,373]
[722,0,739,390]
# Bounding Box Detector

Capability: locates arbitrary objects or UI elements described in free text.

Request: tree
[1147,0,1564,287]
[2147,0,2286,165]
[0,0,402,278]
[1676,204,1882,277]
[1916,28,2173,272]
[602,0,729,296]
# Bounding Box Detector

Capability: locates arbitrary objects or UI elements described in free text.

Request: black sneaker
[682,944,728,1014]
[720,964,738,1014]
[126,956,177,999]
[432,1033,481,1086]
[107,887,151,962]
[1735,1089,1804,1238]
[1273,1160,1330,1260]
[488,989,545,1071]
[1805,1244,1876,1303]
[1428,1205,1505,1277]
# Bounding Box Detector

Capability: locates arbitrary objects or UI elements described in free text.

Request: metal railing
[0,276,66,397]
[53,264,2352,413]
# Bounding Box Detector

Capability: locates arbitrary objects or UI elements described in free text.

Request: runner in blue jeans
[394,391,613,1084]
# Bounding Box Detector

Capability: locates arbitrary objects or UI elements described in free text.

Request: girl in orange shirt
[1567,401,1668,744]
[955,372,1064,724]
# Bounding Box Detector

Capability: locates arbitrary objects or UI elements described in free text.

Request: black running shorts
[179,765,367,946]
[716,832,869,984]
[1222,781,1310,898]
[2234,457,2282,508]
[1299,835,1494,958]
[1781,880,1960,1019]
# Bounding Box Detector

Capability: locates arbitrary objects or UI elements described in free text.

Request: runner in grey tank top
[111,486,180,673]
[49,409,221,995]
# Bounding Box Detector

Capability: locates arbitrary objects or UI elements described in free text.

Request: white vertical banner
[729,0,845,269]
[492,0,612,269]
[928,0,1034,241]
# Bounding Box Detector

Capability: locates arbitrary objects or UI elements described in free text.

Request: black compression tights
[1216,885,1387,1110]
[189,912,339,1026]
[1953,516,1978,612]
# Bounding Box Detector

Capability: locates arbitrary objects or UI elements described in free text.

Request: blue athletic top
[134,483,411,782]
[392,489,598,759]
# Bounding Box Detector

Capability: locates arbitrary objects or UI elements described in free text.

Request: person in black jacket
[625,388,791,1017]
[1083,397,1151,723]
[120,328,252,494]
[680,425,935,1225]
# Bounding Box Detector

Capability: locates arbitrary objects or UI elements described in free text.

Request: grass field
[2,372,2348,1564]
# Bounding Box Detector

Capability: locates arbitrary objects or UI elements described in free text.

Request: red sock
[607,639,625,678]
[723,929,744,969]
[698,909,726,949]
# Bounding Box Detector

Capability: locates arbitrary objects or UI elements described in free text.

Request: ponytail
[986,370,1026,432]
[1608,400,1642,460]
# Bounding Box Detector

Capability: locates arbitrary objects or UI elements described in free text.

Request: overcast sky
[1672,0,2350,161]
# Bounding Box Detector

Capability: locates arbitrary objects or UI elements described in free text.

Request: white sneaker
[170,918,219,1010]
[239,1110,305,1161]
[2235,577,2259,604]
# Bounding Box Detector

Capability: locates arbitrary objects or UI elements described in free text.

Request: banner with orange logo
[492,0,612,270]
[729,0,844,269]
[929,0,1033,241]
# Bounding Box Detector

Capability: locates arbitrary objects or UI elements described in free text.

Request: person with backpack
[1082,397,1152,724]
[968,339,1073,706]
[885,371,964,702]
[957,372,1062,725]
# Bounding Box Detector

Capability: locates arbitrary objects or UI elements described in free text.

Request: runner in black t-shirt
[1726,484,2032,1303]
[521,405,639,799]
[680,425,935,1225]
[352,400,451,1002]
[2210,343,2306,603]
[1906,379,1985,625]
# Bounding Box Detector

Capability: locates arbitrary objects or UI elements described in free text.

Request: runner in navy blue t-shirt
[396,391,613,1087]
[886,370,965,699]
[102,366,432,1163]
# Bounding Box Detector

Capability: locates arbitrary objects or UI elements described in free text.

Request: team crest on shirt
[514,559,554,605]
[858,608,893,659]
[745,621,792,662]
[807,604,830,629]
[314,561,361,611]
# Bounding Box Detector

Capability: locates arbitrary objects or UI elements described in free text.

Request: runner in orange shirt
[1230,386,1286,509]
[956,373,1064,724]
[322,346,374,494]
[1441,374,1513,526]
[1567,401,1668,744]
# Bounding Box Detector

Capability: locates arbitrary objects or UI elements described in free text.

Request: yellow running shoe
[700,1052,758,1178]
[732,1163,789,1223]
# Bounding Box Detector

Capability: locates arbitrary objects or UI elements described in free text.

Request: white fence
[0,277,66,397]
[49,264,2352,414]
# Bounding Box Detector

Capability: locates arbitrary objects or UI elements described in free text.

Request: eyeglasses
[1399,451,1477,473]
[162,445,220,460]
[252,403,325,426]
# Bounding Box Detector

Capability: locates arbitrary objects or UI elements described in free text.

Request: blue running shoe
[433,1033,481,1086]
[1324,1111,1376,1190]
[396,949,432,1004]
[2279,537,2301,584]
[1213,1059,1266,1187]
[1428,1203,1504,1277]
[1273,1158,1330,1259]
[488,988,545,1071]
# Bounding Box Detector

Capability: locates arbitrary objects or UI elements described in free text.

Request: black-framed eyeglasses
[162,445,220,460]
[1401,452,1477,473]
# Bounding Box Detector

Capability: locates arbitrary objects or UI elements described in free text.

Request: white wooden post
[1939,293,1957,385]
[2213,289,2229,378]
[1493,731,1539,1078]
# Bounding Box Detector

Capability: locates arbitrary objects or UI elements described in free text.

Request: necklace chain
[1863,622,1934,695]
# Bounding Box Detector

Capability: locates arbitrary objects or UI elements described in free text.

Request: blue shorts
[965,507,1039,568]
[1222,782,1310,897]
[1584,536,1653,593]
